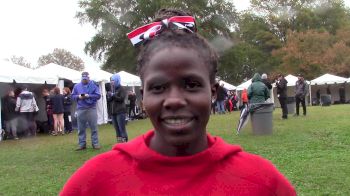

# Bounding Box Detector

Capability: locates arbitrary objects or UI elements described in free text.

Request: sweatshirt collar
[113,130,242,168]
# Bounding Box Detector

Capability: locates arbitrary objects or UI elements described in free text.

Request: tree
[76,0,238,73]
[10,56,32,68]
[218,13,281,84]
[272,27,350,79]
[38,48,85,71]
[251,0,350,41]
[219,42,277,84]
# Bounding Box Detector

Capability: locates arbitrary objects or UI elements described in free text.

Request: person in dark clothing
[231,91,238,111]
[327,85,331,95]
[128,91,137,119]
[107,73,128,143]
[276,74,288,119]
[216,83,227,114]
[261,73,272,90]
[248,73,270,104]
[42,89,54,134]
[316,89,321,105]
[339,84,346,103]
[51,87,65,135]
[2,89,19,139]
[63,87,73,133]
[294,74,308,116]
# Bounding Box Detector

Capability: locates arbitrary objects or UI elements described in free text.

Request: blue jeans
[216,100,225,114]
[77,108,99,147]
[111,113,127,141]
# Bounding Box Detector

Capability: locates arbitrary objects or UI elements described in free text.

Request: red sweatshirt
[60,131,296,195]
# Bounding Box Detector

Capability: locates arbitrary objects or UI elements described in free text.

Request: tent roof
[236,79,252,91]
[219,80,236,90]
[34,63,81,83]
[0,60,57,84]
[84,66,112,82]
[272,74,310,87]
[311,73,347,85]
[117,71,141,86]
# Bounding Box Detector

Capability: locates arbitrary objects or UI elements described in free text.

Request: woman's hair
[137,8,218,83]
[6,88,14,96]
[53,87,60,95]
[63,87,71,95]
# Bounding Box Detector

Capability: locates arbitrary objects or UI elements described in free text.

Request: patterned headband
[127,16,196,46]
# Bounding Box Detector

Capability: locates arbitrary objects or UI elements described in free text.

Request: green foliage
[76,0,237,73]
[1,105,350,195]
[219,42,273,83]
[77,0,350,81]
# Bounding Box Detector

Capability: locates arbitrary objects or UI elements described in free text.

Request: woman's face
[142,47,216,154]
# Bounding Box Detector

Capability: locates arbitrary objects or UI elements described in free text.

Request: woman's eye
[149,85,165,93]
[185,81,201,90]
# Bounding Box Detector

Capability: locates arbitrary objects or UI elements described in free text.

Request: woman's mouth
[163,117,193,126]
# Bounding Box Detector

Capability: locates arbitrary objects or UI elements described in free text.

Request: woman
[61,9,295,195]
[2,89,19,139]
[63,87,73,134]
[51,87,64,135]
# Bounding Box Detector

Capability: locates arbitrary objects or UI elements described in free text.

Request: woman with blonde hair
[51,87,65,135]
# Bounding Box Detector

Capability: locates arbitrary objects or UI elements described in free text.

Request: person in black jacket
[2,89,19,139]
[128,91,137,120]
[107,73,128,143]
[261,73,272,90]
[294,74,308,116]
[51,87,65,135]
[216,83,227,114]
[63,87,73,134]
[276,74,288,119]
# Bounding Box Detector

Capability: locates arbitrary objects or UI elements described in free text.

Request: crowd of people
[1,84,74,140]
[0,69,144,143]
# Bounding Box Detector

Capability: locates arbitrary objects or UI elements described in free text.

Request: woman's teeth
[164,118,191,125]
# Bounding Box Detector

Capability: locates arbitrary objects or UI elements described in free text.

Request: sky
[0,0,348,69]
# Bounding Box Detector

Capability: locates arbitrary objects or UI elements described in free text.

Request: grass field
[0,105,350,195]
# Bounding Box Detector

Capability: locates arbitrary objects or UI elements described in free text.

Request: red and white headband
[127,16,196,46]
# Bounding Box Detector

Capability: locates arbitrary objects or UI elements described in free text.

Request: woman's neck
[149,133,208,157]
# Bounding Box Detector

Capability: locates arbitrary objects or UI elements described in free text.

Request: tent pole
[58,79,64,93]
[309,82,312,106]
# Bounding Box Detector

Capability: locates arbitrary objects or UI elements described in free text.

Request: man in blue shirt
[72,72,101,150]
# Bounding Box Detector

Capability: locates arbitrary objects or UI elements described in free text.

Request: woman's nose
[163,87,186,110]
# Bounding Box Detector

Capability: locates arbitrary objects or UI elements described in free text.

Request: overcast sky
[0,0,348,69]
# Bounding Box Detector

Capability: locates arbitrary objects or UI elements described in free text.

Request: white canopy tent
[34,63,82,83]
[272,74,311,106]
[311,73,348,85]
[0,60,58,84]
[236,79,252,91]
[117,71,142,86]
[1,60,58,131]
[219,80,236,91]
[33,63,112,125]
[310,73,349,104]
